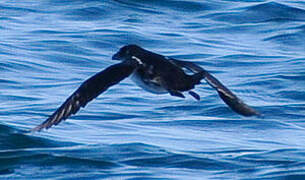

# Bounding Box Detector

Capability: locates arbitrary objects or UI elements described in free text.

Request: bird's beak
[112,52,120,60]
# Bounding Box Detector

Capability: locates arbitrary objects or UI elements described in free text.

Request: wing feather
[169,58,259,116]
[32,62,136,131]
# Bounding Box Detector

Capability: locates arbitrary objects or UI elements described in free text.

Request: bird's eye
[125,50,130,55]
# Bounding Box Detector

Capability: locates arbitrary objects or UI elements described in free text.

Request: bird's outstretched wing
[169,58,259,116]
[32,61,137,131]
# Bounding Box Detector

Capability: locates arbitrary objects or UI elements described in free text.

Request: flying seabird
[32,45,259,131]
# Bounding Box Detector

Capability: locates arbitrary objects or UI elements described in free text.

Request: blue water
[1,0,305,179]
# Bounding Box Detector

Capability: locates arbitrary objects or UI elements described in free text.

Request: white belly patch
[131,72,167,94]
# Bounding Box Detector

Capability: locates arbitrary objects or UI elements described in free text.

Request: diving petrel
[32,45,259,131]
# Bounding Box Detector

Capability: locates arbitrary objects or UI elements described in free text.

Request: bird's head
[112,44,144,61]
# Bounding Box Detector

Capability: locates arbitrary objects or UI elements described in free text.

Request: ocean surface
[1,0,305,179]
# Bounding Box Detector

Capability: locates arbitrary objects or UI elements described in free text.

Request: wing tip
[31,117,59,132]
[217,90,260,117]
[31,123,50,132]
[229,100,261,117]
[237,106,261,117]
[31,125,44,132]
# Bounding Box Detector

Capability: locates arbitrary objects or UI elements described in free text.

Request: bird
[32,44,259,131]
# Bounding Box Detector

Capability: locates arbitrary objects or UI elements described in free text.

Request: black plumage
[32,45,259,131]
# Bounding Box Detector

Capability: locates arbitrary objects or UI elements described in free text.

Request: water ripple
[1,0,305,179]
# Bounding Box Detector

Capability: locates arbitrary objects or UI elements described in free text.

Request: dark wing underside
[32,61,136,131]
[169,58,259,116]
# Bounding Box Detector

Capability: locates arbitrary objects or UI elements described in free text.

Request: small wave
[206,2,305,24]
[1,0,305,179]
[114,0,213,13]
[264,30,305,50]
